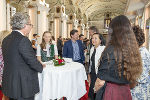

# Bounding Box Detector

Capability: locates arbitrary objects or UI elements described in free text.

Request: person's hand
[94,78,105,92]
[84,49,87,52]
[42,64,46,68]
[88,74,91,86]
[55,56,58,59]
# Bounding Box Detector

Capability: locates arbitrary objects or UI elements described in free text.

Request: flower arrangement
[53,57,65,66]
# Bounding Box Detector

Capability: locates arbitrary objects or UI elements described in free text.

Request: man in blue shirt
[63,29,85,64]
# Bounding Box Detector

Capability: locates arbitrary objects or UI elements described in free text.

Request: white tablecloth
[35,62,87,100]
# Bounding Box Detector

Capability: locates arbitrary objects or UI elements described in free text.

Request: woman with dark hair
[131,25,150,99]
[94,15,142,100]
[88,33,105,100]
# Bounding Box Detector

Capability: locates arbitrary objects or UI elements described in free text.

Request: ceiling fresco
[8,0,150,22]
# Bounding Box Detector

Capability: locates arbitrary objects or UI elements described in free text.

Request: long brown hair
[106,15,142,86]
[40,31,52,50]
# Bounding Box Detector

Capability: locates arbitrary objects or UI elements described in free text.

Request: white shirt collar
[13,30,24,36]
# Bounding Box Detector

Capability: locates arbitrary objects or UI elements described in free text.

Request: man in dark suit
[63,29,85,64]
[57,36,63,57]
[89,26,99,49]
[2,12,43,100]
[79,34,87,51]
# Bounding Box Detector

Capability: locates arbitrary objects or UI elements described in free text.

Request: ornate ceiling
[8,0,150,22]
[46,0,128,21]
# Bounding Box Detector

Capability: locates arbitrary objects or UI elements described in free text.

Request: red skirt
[103,82,132,100]
[0,85,3,100]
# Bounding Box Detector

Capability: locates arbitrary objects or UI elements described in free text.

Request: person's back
[57,37,63,57]
[94,15,142,100]
[2,12,43,100]
[31,34,38,52]
[57,38,63,50]
[2,32,34,73]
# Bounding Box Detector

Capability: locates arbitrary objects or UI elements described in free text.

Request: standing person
[0,30,10,100]
[63,29,85,64]
[94,15,142,100]
[2,12,43,100]
[88,33,105,100]
[131,25,150,100]
[79,34,86,51]
[89,26,99,49]
[51,36,56,45]
[36,31,58,65]
[84,39,90,73]
[57,36,63,57]
[31,34,38,51]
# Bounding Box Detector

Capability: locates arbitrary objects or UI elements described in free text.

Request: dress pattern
[0,47,4,85]
[41,44,54,62]
[131,47,150,100]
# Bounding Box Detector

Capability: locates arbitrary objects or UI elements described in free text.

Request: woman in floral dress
[0,47,3,87]
[131,25,150,100]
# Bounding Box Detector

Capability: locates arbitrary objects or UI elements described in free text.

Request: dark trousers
[10,96,34,100]
[88,73,97,100]
[58,50,62,57]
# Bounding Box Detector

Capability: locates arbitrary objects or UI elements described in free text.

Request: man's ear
[23,24,27,29]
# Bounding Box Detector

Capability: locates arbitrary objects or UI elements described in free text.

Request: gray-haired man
[2,12,43,100]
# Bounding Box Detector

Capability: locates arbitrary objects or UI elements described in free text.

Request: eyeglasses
[26,24,33,27]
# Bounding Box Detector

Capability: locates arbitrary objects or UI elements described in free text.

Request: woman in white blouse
[37,31,58,66]
[88,33,106,100]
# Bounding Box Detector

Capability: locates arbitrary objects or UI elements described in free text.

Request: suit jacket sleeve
[18,37,43,73]
[79,40,85,62]
[62,42,68,57]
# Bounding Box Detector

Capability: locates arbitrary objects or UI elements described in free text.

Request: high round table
[35,61,87,100]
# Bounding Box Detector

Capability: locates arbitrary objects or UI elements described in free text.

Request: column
[0,0,6,31]
[73,13,78,30]
[86,22,89,39]
[49,13,54,35]
[74,19,78,30]
[137,9,144,27]
[61,14,68,38]
[28,7,37,40]
[77,26,81,34]
[6,2,11,31]
[37,4,50,41]
[54,17,60,41]
[81,23,85,35]
[28,0,50,43]
[67,23,73,38]
[144,7,150,48]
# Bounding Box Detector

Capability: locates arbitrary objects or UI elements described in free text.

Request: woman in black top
[94,15,143,100]
[88,33,105,100]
